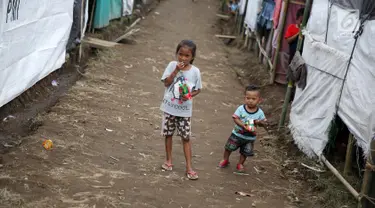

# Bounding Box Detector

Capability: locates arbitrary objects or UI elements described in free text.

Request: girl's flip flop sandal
[186,170,198,180]
[161,162,173,171]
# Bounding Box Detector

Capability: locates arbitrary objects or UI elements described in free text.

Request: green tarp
[93,0,122,29]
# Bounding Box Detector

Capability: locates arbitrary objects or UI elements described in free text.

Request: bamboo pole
[278,0,311,129]
[215,34,237,39]
[239,0,249,35]
[88,0,96,33]
[359,168,372,208]
[266,27,275,72]
[236,13,242,35]
[244,28,250,48]
[359,139,375,208]
[258,33,264,64]
[255,36,273,69]
[290,0,305,6]
[247,34,252,51]
[270,0,289,84]
[249,31,256,51]
[344,133,354,176]
[232,10,240,35]
[78,0,85,64]
[221,0,227,12]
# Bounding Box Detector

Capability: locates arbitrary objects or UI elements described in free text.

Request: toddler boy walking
[218,85,267,173]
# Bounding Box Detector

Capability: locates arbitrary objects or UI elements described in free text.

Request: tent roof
[332,0,375,20]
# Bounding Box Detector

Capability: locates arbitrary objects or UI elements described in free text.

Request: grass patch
[273,132,359,208]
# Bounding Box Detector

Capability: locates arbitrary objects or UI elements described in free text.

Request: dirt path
[0,0,297,207]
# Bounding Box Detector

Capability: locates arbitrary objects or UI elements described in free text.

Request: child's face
[245,90,261,108]
[296,16,303,25]
[177,46,193,65]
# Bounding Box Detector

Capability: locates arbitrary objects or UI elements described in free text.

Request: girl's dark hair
[296,8,305,19]
[176,40,197,64]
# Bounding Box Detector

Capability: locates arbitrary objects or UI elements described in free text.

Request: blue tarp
[93,0,122,29]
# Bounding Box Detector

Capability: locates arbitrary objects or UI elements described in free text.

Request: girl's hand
[181,96,189,101]
[176,62,186,70]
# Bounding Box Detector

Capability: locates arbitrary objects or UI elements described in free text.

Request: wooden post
[239,0,249,35]
[359,139,375,208]
[78,0,85,64]
[258,33,264,64]
[247,30,254,51]
[236,13,242,35]
[221,0,227,12]
[252,31,258,53]
[278,0,311,128]
[278,81,293,130]
[89,0,96,33]
[244,28,250,48]
[270,0,289,84]
[266,27,275,71]
[359,166,372,208]
[344,133,354,176]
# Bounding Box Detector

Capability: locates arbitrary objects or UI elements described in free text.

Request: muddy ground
[0,0,358,207]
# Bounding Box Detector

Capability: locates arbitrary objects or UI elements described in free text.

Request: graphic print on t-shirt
[168,75,193,104]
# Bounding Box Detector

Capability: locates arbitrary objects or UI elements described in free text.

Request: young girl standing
[160,40,202,180]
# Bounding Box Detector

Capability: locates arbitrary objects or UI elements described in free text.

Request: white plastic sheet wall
[0,0,74,108]
[290,0,375,157]
[123,0,134,16]
[239,0,247,15]
[244,0,262,31]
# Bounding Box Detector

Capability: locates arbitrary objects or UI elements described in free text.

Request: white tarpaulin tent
[123,0,134,16]
[239,0,247,15]
[244,0,262,31]
[289,0,375,158]
[0,0,74,108]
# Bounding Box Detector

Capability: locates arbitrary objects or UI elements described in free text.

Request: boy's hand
[243,125,250,132]
[255,119,268,127]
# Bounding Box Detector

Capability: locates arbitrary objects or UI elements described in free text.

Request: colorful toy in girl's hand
[171,76,192,104]
[244,118,256,132]
[179,82,192,100]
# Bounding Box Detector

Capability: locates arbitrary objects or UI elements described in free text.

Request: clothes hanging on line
[287,51,307,90]
[273,0,282,29]
[257,0,275,31]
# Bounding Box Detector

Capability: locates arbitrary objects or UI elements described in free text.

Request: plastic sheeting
[239,0,247,15]
[289,0,375,157]
[67,0,89,52]
[244,0,262,31]
[123,0,134,16]
[0,0,74,108]
[332,0,375,19]
[289,33,349,157]
[93,0,122,29]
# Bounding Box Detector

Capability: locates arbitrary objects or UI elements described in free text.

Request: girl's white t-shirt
[160,61,202,117]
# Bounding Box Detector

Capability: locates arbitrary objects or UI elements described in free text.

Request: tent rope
[334,15,369,114]
[306,64,344,80]
[324,1,333,44]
